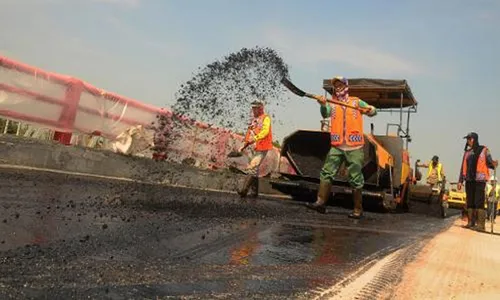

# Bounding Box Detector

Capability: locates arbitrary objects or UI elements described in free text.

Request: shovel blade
[227,151,244,158]
[281,77,306,97]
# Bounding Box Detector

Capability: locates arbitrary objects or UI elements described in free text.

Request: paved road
[0,167,456,299]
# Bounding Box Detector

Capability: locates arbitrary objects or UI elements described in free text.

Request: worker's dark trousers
[465,181,486,209]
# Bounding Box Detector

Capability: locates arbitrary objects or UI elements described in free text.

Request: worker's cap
[432,155,439,162]
[251,100,264,107]
[332,76,348,86]
[463,132,478,140]
[490,175,497,181]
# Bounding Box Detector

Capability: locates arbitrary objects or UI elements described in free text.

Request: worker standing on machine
[305,76,377,219]
[237,101,273,198]
[458,132,498,231]
[416,155,445,188]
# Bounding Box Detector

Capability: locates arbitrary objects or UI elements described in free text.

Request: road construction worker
[486,175,499,223]
[458,132,498,231]
[305,76,377,219]
[237,101,273,198]
[416,155,445,188]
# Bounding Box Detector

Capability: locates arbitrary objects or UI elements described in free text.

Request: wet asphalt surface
[0,167,457,299]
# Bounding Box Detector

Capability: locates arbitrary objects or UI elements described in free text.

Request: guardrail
[0,55,292,176]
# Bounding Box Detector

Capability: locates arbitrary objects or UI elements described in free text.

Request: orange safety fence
[0,55,291,175]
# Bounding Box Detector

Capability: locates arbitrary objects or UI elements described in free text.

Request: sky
[1,0,500,181]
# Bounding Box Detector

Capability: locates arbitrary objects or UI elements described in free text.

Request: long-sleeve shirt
[253,115,271,141]
[320,100,377,151]
[459,146,496,183]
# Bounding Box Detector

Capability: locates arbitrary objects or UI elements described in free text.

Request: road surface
[0,166,456,299]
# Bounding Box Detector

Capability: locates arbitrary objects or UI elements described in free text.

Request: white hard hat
[490,175,497,181]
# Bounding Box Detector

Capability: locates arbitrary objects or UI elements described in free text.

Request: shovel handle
[305,94,371,114]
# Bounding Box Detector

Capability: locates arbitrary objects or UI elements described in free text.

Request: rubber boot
[474,209,486,232]
[305,181,331,214]
[238,176,254,198]
[463,208,474,228]
[348,189,363,219]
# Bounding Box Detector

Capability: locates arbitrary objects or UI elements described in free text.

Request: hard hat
[490,175,497,181]
[432,155,439,162]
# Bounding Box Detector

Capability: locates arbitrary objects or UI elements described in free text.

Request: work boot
[474,209,486,232]
[238,176,254,198]
[462,208,474,228]
[348,189,363,219]
[305,181,331,214]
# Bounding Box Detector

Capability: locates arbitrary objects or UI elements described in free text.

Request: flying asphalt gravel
[0,167,457,299]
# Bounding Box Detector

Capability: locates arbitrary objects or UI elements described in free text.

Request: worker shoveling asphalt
[281,76,377,218]
[234,101,273,198]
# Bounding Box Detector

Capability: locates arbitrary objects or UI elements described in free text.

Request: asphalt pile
[151,46,290,160]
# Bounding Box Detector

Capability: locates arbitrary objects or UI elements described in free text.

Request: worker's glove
[311,94,327,105]
[365,105,377,116]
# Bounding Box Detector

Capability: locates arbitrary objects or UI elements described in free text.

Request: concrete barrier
[0,135,246,193]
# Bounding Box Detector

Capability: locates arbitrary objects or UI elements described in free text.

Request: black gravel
[150,46,290,160]
[172,46,289,130]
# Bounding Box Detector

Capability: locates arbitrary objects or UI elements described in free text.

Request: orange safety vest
[254,114,273,151]
[329,97,364,147]
[462,147,490,181]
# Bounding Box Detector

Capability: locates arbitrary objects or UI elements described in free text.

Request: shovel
[281,77,371,114]
[227,141,253,158]
[227,151,244,158]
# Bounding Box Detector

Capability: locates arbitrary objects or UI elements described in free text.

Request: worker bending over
[305,76,377,219]
[416,155,445,188]
[458,132,498,232]
[237,101,273,198]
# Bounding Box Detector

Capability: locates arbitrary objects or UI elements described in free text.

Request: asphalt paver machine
[266,78,418,212]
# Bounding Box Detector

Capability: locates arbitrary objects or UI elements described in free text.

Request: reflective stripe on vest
[329,97,364,147]
[462,147,490,181]
[428,163,442,181]
[254,114,273,151]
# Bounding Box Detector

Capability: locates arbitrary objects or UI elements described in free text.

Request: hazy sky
[1,0,500,181]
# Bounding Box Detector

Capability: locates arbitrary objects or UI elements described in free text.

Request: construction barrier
[0,55,292,176]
